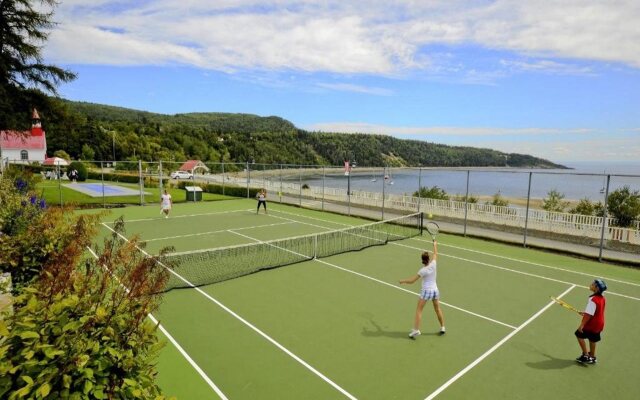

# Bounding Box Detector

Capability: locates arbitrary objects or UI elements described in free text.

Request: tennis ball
[427,213,433,219]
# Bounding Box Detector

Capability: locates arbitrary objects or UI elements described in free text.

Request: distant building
[0,109,47,163]
[178,160,209,174]
[43,157,69,167]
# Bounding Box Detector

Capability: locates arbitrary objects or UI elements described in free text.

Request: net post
[313,234,318,259]
[420,212,424,235]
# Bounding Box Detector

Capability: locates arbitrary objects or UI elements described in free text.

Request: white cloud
[315,83,393,96]
[46,1,640,76]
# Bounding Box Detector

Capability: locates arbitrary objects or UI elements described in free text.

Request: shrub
[0,177,49,289]
[607,186,640,227]
[0,218,171,399]
[413,186,449,200]
[67,161,88,181]
[487,192,508,207]
[542,189,570,212]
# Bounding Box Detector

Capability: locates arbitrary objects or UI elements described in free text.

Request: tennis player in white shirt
[399,240,446,339]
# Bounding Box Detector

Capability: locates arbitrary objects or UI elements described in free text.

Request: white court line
[101,222,357,400]
[424,285,577,400]
[144,221,294,242]
[229,230,516,330]
[85,247,228,400]
[106,208,253,224]
[392,241,640,302]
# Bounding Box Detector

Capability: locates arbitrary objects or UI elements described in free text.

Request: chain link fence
[4,159,639,264]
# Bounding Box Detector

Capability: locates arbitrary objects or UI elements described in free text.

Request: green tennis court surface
[96,199,640,399]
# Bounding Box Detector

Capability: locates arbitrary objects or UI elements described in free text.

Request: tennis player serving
[399,240,445,339]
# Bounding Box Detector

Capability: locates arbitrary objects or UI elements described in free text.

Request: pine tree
[0,0,76,129]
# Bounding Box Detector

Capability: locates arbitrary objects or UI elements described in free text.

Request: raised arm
[432,240,438,261]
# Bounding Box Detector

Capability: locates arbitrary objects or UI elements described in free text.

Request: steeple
[31,108,43,136]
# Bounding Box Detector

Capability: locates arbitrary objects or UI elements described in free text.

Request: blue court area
[66,183,149,197]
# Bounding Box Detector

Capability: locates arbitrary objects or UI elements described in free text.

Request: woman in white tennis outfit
[399,240,445,338]
[160,189,172,218]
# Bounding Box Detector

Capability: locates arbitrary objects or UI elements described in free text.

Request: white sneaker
[439,327,446,335]
[409,329,421,339]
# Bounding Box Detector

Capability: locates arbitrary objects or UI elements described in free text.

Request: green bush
[542,189,569,212]
[607,186,640,227]
[175,180,257,198]
[67,161,88,181]
[0,176,171,399]
[413,186,449,200]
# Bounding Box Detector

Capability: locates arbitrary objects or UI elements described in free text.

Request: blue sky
[44,1,640,163]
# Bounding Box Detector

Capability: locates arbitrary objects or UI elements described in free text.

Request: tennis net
[161,212,423,291]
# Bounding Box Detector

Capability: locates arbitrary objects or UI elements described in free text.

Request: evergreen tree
[0,0,76,129]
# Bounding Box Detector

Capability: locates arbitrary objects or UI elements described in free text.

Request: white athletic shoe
[409,329,421,339]
[439,327,446,335]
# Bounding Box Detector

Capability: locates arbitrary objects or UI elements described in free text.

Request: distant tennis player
[399,240,445,338]
[575,279,607,364]
[160,189,172,218]
[256,189,267,214]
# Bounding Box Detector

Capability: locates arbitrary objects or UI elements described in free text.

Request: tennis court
[97,199,640,399]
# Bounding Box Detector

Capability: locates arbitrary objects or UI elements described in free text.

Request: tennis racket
[426,221,439,240]
[550,296,581,315]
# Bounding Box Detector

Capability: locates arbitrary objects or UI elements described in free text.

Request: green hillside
[40,99,565,168]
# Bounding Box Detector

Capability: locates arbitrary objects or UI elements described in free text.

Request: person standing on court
[160,189,172,218]
[399,240,446,338]
[575,279,607,364]
[256,189,267,214]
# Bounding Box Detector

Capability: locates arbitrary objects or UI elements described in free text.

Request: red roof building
[178,160,209,174]
[0,109,47,163]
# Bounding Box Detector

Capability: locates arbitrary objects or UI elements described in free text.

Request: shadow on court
[360,318,439,339]
[525,353,585,370]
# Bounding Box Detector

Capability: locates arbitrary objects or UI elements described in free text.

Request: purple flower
[30,196,37,205]
[15,178,28,192]
[39,199,46,209]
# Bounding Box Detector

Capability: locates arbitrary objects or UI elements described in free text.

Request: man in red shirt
[575,279,607,364]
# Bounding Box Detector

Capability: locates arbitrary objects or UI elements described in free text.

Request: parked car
[170,171,193,179]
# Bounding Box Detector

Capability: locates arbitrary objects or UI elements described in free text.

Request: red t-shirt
[584,294,606,333]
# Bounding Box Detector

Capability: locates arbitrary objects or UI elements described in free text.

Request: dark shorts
[257,200,267,209]
[575,329,601,342]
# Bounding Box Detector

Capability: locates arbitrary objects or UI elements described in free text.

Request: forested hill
[41,99,565,168]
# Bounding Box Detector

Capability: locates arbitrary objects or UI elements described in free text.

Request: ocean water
[284,161,640,202]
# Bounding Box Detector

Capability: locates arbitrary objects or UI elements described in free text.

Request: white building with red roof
[178,160,209,174]
[0,109,47,164]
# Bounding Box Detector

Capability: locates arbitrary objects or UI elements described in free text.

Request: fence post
[347,165,351,216]
[138,160,144,205]
[159,160,163,197]
[246,161,250,198]
[279,164,283,203]
[321,166,325,211]
[57,162,62,206]
[598,175,611,262]
[417,168,422,212]
[463,170,470,236]
[101,161,106,208]
[382,166,386,220]
[299,165,302,207]
[523,172,533,247]
[221,162,225,196]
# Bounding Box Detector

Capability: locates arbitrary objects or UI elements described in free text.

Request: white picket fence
[210,174,640,245]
